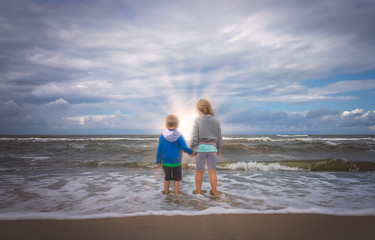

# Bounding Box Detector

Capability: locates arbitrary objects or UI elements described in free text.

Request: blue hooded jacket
[156,129,194,167]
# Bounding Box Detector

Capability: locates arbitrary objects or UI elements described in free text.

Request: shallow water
[0,135,374,219]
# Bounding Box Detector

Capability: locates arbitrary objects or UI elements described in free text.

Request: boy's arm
[156,135,163,164]
[179,136,194,155]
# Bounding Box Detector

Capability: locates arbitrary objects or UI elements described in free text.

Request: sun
[174,107,198,140]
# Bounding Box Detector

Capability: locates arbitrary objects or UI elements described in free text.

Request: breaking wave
[75,159,375,172]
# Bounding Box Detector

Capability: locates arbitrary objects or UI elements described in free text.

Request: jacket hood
[162,128,180,142]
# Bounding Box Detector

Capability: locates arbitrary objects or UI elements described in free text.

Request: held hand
[217,151,221,156]
[190,151,197,157]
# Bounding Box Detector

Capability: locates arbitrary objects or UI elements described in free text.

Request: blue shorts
[196,152,217,170]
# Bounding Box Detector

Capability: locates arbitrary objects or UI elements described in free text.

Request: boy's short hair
[166,114,179,129]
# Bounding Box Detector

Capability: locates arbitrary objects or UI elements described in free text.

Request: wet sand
[1,214,374,240]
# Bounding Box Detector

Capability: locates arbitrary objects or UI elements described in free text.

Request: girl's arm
[217,122,223,152]
[190,118,199,148]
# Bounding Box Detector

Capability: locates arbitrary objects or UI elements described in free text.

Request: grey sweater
[190,115,223,151]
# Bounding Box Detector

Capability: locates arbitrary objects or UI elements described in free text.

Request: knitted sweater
[190,115,223,151]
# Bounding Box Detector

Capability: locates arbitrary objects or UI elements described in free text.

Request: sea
[0,135,374,220]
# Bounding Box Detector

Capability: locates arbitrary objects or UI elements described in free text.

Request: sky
[1,0,375,136]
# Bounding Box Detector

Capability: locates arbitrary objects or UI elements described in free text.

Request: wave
[76,160,158,169]
[292,137,375,143]
[223,138,375,153]
[1,207,375,220]
[217,162,301,171]
[277,135,309,137]
[75,159,375,172]
[214,160,375,172]
[256,159,375,172]
[0,136,159,142]
[1,135,374,144]
[223,136,275,142]
[224,136,375,143]
[19,156,50,160]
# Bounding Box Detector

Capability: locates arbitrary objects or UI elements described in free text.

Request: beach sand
[1,214,374,240]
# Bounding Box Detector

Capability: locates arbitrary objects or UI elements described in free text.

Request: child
[190,99,223,196]
[156,114,194,195]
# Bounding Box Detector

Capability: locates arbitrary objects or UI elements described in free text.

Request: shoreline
[1,214,374,240]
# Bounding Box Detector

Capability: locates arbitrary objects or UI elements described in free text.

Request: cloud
[63,110,163,134]
[220,107,375,134]
[27,48,102,70]
[0,0,375,134]
[0,100,21,117]
[45,98,70,111]
[306,107,338,119]
[342,108,364,117]
[310,80,375,96]
[339,109,375,129]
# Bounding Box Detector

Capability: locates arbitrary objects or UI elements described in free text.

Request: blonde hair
[197,99,215,116]
[166,114,179,129]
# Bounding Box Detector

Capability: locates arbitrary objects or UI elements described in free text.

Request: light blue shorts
[196,152,217,170]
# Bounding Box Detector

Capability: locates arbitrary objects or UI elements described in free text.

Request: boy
[156,114,194,195]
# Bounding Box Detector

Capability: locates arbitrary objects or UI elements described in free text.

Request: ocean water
[0,135,374,220]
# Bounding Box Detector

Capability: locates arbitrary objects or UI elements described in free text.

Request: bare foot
[210,190,220,196]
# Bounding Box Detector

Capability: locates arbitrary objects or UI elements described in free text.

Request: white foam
[1,168,375,221]
[277,135,309,137]
[223,137,274,142]
[19,156,50,160]
[293,137,375,142]
[218,162,302,171]
[222,136,375,143]
[1,207,375,220]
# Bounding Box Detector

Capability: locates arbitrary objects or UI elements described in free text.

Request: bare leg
[208,170,218,195]
[174,181,180,195]
[164,180,170,194]
[195,170,204,194]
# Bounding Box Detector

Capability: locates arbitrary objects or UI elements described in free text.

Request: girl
[190,99,223,195]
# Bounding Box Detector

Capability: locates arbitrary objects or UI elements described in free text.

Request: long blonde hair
[197,99,215,116]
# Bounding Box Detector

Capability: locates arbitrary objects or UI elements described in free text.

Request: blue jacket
[156,129,194,166]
